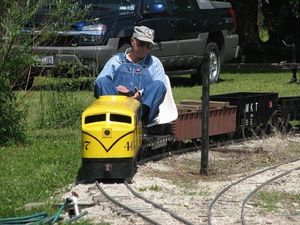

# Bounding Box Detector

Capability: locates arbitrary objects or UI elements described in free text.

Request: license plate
[36,55,54,65]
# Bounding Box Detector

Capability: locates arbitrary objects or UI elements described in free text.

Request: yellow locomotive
[81,96,142,180]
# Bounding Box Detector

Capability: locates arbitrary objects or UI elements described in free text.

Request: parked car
[29,0,239,88]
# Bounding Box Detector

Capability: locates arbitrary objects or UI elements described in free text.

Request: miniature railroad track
[74,134,300,224]
[95,181,194,225]
[93,159,300,225]
[137,136,261,166]
[208,158,300,225]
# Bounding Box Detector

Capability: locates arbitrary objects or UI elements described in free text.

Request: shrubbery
[0,77,26,145]
[0,0,86,145]
[0,1,36,144]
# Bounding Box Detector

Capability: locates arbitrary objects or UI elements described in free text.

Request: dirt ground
[62,132,300,224]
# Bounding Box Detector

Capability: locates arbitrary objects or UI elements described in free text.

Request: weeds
[257,191,282,212]
[256,191,300,213]
[37,91,85,128]
[139,184,161,192]
[36,77,93,129]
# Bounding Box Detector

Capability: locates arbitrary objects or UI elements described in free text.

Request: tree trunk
[261,0,300,62]
[229,0,262,62]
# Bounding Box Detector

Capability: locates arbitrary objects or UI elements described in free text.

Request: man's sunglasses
[136,39,153,49]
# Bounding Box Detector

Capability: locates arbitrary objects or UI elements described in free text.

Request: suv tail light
[228,8,237,32]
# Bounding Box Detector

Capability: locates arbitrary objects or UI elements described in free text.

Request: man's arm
[149,56,168,87]
[96,55,120,80]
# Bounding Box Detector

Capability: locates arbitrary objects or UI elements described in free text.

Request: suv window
[144,0,169,13]
[81,0,137,13]
[172,0,193,12]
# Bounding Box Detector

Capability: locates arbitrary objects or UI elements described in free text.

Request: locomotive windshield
[110,114,132,124]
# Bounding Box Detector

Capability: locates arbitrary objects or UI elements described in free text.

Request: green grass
[257,191,282,212]
[138,184,161,192]
[257,191,300,213]
[23,90,93,128]
[0,128,82,217]
[0,71,299,220]
[172,72,300,103]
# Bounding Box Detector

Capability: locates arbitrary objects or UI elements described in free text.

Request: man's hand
[116,85,140,100]
[131,89,141,100]
[116,85,129,94]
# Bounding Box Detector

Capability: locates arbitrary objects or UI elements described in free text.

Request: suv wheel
[194,42,221,84]
[118,43,130,53]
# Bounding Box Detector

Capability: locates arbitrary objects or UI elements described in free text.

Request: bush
[0,77,26,145]
[0,1,86,145]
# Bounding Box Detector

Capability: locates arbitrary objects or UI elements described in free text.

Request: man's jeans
[94,76,166,124]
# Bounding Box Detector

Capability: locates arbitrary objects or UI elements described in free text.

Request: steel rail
[241,166,300,225]
[124,181,194,225]
[95,181,162,225]
[207,158,300,225]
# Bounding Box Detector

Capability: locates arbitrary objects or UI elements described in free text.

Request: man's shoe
[141,105,150,126]
[142,127,153,143]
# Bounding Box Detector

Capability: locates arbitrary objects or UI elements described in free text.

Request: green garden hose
[0,213,47,224]
[0,199,67,225]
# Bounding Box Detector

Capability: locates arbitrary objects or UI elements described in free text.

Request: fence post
[200,53,210,176]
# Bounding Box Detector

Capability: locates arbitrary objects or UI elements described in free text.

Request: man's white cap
[132,26,155,44]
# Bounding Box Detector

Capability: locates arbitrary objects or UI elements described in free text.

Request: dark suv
[32,0,239,84]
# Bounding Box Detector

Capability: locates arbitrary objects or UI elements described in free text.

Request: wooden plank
[176,104,200,113]
[179,100,230,108]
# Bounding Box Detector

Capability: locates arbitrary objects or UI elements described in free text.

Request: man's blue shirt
[96,50,168,89]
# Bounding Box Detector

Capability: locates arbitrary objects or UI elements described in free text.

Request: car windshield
[80,0,137,12]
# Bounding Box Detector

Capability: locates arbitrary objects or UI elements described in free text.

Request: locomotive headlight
[102,128,112,138]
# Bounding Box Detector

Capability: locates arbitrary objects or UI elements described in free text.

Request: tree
[260,0,300,61]
[229,0,263,62]
[227,0,299,62]
[0,0,85,145]
[0,1,39,144]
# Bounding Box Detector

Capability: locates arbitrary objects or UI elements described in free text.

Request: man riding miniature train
[94,25,169,127]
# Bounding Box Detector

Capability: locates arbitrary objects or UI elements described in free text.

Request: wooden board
[178,100,230,112]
